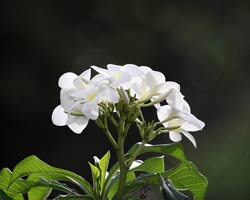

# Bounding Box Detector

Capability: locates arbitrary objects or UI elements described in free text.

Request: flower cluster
[52,64,204,147]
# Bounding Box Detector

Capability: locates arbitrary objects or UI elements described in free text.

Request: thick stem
[115,135,127,200]
[127,140,146,168]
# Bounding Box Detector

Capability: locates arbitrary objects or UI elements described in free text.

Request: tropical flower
[130,68,180,106]
[52,64,205,142]
[91,64,143,89]
[52,68,119,133]
[157,89,205,147]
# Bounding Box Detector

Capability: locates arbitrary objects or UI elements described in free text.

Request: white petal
[181,121,200,132]
[165,81,180,90]
[145,71,166,86]
[181,130,197,148]
[68,116,89,134]
[139,66,152,74]
[60,89,76,111]
[157,105,172,122]
[66,115,78,125]
[154,103,161,109]
[81,101,99,120]
[79,68,91,81]
[52,105,68,126]
[178,110,205,130]
[58,72,78,89]
[183,99,191,112]
[100,86,119,103]
[112,71,131,87]
[130,82,142,99]
[107,64,121,72]
[166,89,184,110]
[169,131,182,142]
[158,82,180,95]
[123,64,143,77]
[73,77,87,89]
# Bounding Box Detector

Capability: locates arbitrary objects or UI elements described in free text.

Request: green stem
[127,140,146,168]
[103,116,118,149]
[115,135,127,200]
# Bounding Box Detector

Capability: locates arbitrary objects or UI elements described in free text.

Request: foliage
[0,143,207,199]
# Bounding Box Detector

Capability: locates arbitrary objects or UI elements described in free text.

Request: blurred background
[1,0,250,199]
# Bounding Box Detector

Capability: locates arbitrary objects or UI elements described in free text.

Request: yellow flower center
[87,93,96,102]
[115,73,122,80]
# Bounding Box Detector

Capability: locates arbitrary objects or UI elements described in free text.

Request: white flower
[91,64,143,89]
[52,68,120,133]
[130,69,180,105]
[70,82,119,120]
[52,105,89,134]
[52,69,92,133]
[157,104,205,147]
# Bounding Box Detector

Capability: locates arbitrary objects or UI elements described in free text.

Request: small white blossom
[130,68,180,106]
[71,82,119,120]
[91,64,143,89]
[157,104,205,147]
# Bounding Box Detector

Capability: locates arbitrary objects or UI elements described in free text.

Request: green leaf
[124,161,207,200]
[159,174,188,200]
[0,168,24,200]
[0,189,13,200]
[131,156,165,174]
[0,168,12,192]
[27,175,51,200]
[108,171,136,200]
[8,155,95,198]
[128,142,187,162]
[99,151,110,193]
[88,162,100,195]
[165,161,207,200]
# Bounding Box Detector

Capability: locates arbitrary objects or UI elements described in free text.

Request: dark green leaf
[165,161,207,200]
[131,156,165,174]
[159,174,188,200]
[0,189,13,200]
[8,155,95,197]
[124,161,207,200]
[128,143,187,162]
[108,171,136,200]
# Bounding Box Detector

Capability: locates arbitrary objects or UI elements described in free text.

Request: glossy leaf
[124,161,207,200]
[165,161,207,200]
[159,174,188,200]
[8,155,95,198]
[99,151,110,194]
[131,156,165,174]
[128,142,187,162]
[0,168,24,200]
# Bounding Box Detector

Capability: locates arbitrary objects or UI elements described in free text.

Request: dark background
[1,0,250,199]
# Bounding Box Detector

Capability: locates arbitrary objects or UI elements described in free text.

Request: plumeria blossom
[52,64,205,145]
[52,68,119,133]
[157,89,205,147]
[52,70,92,134]
[91,64,143,89]
[130,68,180,106]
